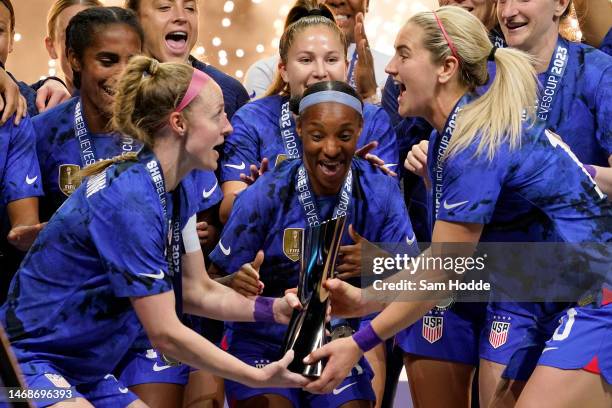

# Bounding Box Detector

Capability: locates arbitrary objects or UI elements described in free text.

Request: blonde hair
[47,0,102,41]
[81,56,194,177]
[411,6,537,160]
[265,6,346,97]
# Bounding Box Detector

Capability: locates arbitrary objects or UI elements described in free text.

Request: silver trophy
[281,215,346,377]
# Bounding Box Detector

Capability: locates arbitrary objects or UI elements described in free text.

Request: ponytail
[78,152,138,178]
[410,6,537,160]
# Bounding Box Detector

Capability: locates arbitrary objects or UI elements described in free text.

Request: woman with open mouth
[121,1,250,406]
[209,79,418,408]
[301,6,612,408]
[1,53,312,408]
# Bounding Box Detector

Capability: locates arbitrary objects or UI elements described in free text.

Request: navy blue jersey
[600,27,612,56]
[0,154,193,384]
[210,159,416,343]
[0,116,43,218]
[536,38,612,165]
[220,95,399,183]
[190,56,250,120]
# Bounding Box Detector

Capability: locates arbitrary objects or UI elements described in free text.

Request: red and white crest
[489,321,511,349]
[422,316,444,344]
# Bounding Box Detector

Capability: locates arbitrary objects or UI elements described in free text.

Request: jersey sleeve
[2,116,43,203]
[379,179,419,253]
[88,169,173,298]
[594,65,612,156]
[209,184,268,275]
[220,107,262,182]
[361,104,399,173]
[436,144,508,224]
[186,170,222,213]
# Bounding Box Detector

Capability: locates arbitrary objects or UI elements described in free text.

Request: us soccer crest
[422,315,443,344]
[283,228,303,262]
[58,164,82,196]
[489,321,510,349]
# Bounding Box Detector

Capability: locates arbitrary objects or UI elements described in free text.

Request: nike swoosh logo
[119,386,129,394]
[542,347,558,353]
[406,234,416,245]
[138,269,165,280]
[153,362,173,372]
[203,180,218,199]
[219,241,231,256]
[26,175,38,185]
[333,382,357,395]
[384,163,397,168]
[443,200,469,210]
[224,162,246,170]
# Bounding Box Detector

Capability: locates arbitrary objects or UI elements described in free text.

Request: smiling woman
[32,6,144,222]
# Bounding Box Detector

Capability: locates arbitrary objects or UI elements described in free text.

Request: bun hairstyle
[290,80,362,115]
[65,6,143,89]
[264,1,346,97]
[80,56,195,177]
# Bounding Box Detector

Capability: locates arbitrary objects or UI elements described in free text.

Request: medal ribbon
[536,37,569,123]
[295,163,352,227]
[279,99,301,160]
[75,99,136,167]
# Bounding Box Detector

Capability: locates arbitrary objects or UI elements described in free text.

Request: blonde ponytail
[411,6,537,160]
[78,152,138,178]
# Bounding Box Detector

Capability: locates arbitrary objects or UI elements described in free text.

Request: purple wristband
[254,296,275,322]
[584,164,597,179]
[352,323,383,352]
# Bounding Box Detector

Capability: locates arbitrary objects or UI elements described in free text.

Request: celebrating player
[210,80,417,408]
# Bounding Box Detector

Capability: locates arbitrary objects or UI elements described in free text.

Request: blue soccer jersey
[0,116,43,218]
[0,152,193,385]
[536,38,612,166]
[219,95,399,183]
[210,158,416,344]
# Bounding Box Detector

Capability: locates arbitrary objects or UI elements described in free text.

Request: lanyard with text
[489,27,506,49]
[279,99,301,160]
[537,37,569,123]
[347,49,358,90]
[74,99,136,167]
[296,163,353,228]
[429,98,465,228]
[141,148,183,316]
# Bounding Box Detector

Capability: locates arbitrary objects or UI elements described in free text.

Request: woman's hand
[228,250,265,297]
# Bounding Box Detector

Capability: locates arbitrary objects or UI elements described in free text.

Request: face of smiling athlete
[136,0,198,63]
[298,101,362,196]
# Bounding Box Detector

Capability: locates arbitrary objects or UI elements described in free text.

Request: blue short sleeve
[220,108,261,182]
[1,116,43,203]
[87,168,173,297]
[362,104,399,168]
[209,185,268,274]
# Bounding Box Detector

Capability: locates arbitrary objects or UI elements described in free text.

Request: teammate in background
[219,6,398,224]
[244,0,388,102]
[210,80,418,408]
[44,0,102,95]
[0,54,310,408]
[122,1,248,406]
[303,8,612,408]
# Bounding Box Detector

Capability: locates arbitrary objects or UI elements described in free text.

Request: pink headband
[433,11,460,64]
[175,69,211,112]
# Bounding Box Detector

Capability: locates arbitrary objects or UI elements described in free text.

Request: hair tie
[487,46,498,62]
[148,59,160,76]
[433,11,460,63]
